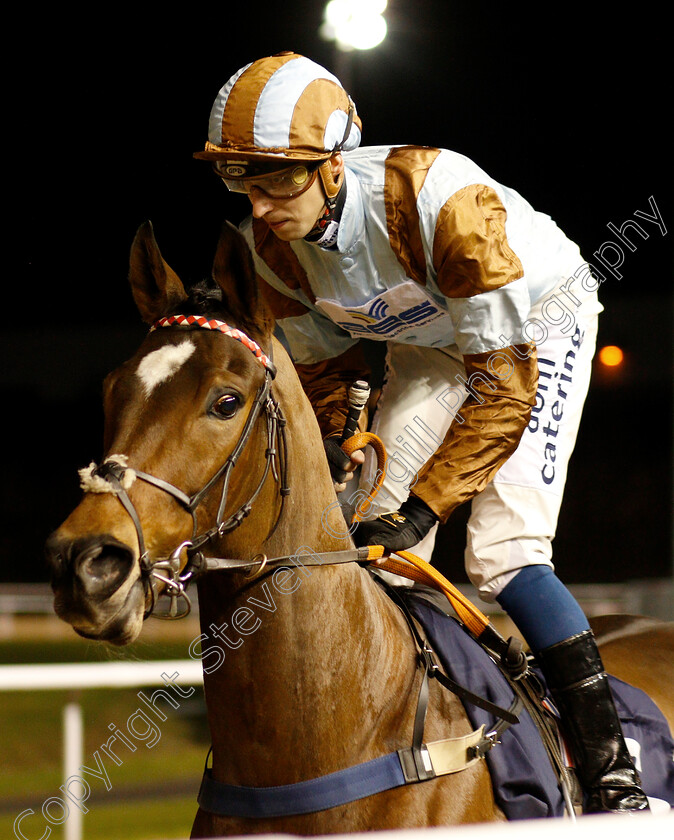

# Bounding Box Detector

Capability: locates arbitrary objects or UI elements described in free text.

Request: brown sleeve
[295,344,372,439]
[410,184,534,519]
[433,184,524,298]
[412,344,538,521]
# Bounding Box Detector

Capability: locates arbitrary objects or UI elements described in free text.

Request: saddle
[396,580,674,819]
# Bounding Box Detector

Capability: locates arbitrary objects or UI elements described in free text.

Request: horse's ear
[212,221,273,338]
[128,221,188,324]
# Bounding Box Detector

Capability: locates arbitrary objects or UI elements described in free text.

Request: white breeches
[355,277,602,601]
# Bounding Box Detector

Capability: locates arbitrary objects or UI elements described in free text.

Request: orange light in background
[598,345,624,367]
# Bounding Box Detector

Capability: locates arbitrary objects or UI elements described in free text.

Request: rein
[77,314,516,649]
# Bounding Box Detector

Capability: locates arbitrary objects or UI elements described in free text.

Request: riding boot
[537,629,650,814]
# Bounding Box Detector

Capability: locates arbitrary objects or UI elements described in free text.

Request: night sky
[5,2,672,584]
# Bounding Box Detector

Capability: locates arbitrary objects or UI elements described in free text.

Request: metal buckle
[420,642,440,674]
[468,729,501,760]
[149,541,194,619]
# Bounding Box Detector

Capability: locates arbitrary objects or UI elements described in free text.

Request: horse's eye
[211,394,241,419]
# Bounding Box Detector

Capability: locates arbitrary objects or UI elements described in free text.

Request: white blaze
[136,340,196,396]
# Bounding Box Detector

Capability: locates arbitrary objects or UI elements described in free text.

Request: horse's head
[46,221,283,644]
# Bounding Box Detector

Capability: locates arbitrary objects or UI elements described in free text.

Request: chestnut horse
[47,222,674,836]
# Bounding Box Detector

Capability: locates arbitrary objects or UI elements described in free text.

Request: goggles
[213,161,320,199]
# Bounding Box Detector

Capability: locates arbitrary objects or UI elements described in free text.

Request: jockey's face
[248,155,344,242]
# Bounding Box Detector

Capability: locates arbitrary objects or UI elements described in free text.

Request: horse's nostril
[77,542,135,600]
[49,535,136,601]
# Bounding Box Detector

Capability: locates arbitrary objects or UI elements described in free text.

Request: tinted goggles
[213,161,320,199]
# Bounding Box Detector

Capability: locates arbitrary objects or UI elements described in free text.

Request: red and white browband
[151,315,276,376]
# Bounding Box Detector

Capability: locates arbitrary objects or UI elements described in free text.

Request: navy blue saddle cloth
[404,590,674,819]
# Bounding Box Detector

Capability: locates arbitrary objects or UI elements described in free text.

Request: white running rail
[1,660,203,840]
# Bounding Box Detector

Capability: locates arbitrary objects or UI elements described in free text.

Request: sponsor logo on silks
[337,298,443,338]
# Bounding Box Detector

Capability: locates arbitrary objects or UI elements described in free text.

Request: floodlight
[320,0,388,51]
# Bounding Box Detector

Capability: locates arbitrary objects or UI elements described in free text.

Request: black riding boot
[537,629,649,814]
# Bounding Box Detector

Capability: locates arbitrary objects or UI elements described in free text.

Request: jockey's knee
[465,537,554,603]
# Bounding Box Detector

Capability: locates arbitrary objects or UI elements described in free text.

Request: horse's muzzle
[47,533,136,599]
[46,532,148,644]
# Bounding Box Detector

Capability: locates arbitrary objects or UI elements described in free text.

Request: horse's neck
[196,355,418,785]
[197,558,415,786]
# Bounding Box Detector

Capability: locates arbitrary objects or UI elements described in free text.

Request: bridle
[83,314,289,620]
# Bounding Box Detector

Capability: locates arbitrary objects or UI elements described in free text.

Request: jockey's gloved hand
[353,494,438,553]
[323,437,353,486]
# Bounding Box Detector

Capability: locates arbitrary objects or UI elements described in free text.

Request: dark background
[5,2,672,585]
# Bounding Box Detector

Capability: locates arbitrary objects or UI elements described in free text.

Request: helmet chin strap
[305,170,346,249]
[319,160,342,201]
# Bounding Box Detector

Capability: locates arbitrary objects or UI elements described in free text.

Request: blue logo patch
[337,299,441,337]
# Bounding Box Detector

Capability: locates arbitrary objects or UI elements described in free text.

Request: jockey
[194,51,648,814]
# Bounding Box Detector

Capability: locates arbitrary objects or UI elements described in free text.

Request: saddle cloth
[404,590,674,819]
